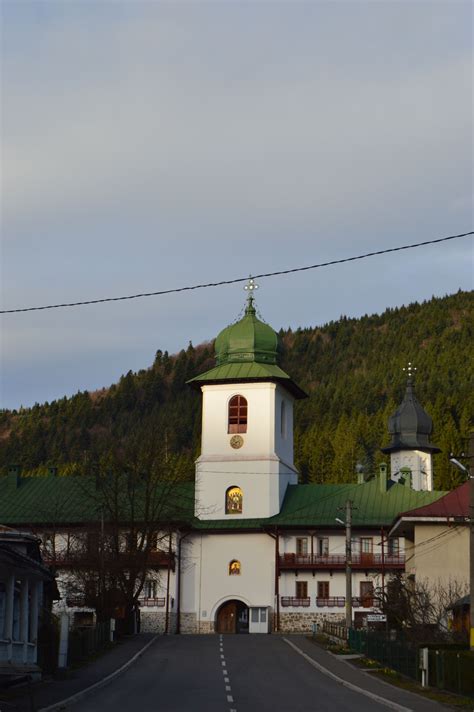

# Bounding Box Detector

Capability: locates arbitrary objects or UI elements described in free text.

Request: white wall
[195,382,298,519]
[181,532,275,626]
[390,450,433,491]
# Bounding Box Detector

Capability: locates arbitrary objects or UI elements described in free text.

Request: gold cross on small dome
[244,277,259,294]
[403,362,417,381]
[244,277,259,309]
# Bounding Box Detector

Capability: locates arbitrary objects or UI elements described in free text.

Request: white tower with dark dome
[381,363,440,491]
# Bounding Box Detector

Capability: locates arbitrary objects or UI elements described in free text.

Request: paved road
[68,634,413,712]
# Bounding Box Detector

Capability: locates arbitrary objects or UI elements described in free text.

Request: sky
[1,0,472,410]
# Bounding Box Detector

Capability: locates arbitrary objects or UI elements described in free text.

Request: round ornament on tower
[230,435,244,449]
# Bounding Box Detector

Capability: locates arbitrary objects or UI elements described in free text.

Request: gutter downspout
[381,526,385,601]
[165,530,172,634]
[275,528,280,632]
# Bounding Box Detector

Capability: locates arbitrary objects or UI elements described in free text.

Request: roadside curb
[283,637,413,712]
[38,635,159,711]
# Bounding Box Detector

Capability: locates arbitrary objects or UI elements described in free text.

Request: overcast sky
[1,0,472,409]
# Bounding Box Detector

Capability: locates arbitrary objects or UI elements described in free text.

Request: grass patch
[368,668,474,708]
[306,634,355,656]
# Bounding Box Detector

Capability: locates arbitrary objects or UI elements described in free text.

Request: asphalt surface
[67,635,446,712]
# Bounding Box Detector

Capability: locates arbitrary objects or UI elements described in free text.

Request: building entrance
[216,600,249,634]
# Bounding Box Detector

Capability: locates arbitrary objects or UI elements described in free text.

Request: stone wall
[140,611,166,633]
[140,611,177,634]
[277,612,344,633]
[179,612,197,634]
[179,613,214,634]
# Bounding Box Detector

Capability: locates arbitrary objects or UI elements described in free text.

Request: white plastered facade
[389,449,433,491]
[195,382,297,520]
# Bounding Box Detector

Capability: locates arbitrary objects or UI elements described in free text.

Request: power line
[1,230,472,315]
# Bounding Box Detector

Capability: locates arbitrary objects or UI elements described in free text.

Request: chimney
[8,464,21,489]
[399,466,412,489]
[378,462,388,493]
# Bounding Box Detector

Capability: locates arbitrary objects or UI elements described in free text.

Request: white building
[0,288,446,635]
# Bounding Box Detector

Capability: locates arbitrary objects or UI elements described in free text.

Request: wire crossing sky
[1,231,472,315]
[1,1,472,408]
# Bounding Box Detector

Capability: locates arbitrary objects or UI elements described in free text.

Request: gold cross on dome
[403,362,417,380]
[244,277,259,306]
[244,277,259,294]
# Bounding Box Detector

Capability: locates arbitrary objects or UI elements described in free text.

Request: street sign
[367,614,387,622]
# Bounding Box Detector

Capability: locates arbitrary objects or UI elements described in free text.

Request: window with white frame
[144,580,157,599]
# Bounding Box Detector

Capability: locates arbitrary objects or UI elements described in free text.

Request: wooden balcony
[279,553,404,571]
[316,597,345,608]
[281,597,311,607]
[138,597,166,608]
[280,596,381,609]
[43,549,175,570]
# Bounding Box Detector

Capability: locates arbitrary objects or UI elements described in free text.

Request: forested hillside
[1,290,472,490]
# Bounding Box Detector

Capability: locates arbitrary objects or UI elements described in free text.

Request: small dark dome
[381,378,440,454]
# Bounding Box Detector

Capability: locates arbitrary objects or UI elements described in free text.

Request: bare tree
[377,572,469,642]
[63,431,193,631]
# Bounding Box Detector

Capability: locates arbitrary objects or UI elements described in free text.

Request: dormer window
[228,395,248,434]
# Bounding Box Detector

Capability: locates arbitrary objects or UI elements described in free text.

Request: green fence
[428,649,474,697]
[349,630,474,698]
[348,629,418,679]
[68,620,111,667]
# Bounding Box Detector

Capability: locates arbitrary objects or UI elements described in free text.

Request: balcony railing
[280,596,382,609]
[279,553,404,570]
[43,549,175,570]
[281,597,311,607]
[138,597,166,608]
[316,597,345,607]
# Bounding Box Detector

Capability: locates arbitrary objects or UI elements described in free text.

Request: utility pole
[345,499,353,630]
[337,500,354,630]
[449,432,474,651]
[469,432,474,651]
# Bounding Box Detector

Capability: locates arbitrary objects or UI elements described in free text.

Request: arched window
[280,400,287,439]
[228,395,248,434]
[226,486,243,515]
[229,560,241,575]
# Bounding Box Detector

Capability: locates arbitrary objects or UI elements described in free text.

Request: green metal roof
[187,295,307,399]
[192,479,446,530]
[0,473,445,531]
[214,299,280,366]
[269,480,446,528]
[0,474,195,526]
[187,361,307,399]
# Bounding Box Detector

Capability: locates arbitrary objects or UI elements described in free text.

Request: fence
[349,630,474,698]
[322,621,348,641]
[349,629,418,679]
[428,648,474,697]
[68,620,111,666]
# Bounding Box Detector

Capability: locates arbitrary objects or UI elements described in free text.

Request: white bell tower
[187,280,307,520]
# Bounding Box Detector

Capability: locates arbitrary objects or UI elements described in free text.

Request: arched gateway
[215,600,249,634]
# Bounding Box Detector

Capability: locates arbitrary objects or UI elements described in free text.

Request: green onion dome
[215,297,281,366]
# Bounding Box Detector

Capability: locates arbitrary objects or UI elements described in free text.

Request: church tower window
[226,486,243,514]
[229,560,241,575]
[228,395,248,434]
